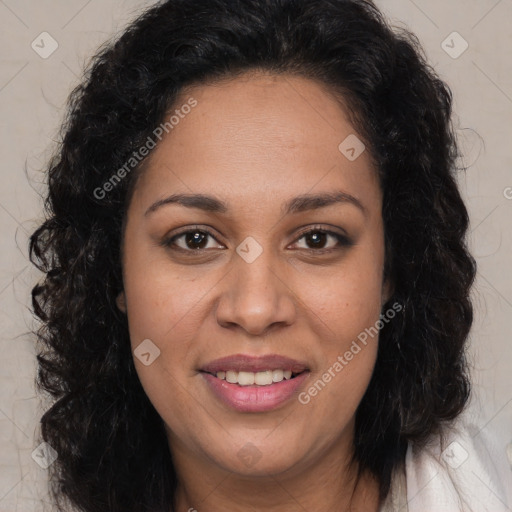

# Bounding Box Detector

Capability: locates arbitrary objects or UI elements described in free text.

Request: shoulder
[403,414,512,512]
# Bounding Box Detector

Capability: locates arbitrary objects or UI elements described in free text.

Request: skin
[117,70,392,512]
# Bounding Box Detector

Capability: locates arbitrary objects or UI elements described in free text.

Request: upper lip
[200,354,309,374]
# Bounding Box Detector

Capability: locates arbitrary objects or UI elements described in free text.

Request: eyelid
[291,224,350,242]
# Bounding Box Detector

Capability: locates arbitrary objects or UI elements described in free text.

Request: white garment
[380,418,512,511]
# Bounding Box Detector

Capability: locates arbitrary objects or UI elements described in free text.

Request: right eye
[162,228,226,252]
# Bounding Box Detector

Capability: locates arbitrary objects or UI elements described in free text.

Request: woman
[29,0,512,511]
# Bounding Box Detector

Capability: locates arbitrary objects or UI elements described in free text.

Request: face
[118,71,391,479]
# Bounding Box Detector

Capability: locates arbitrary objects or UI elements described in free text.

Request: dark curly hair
[29,0,477,511]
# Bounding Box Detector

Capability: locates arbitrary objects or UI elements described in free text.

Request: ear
[116,291,127,313]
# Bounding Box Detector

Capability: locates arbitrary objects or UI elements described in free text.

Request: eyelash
[161,225,353,255]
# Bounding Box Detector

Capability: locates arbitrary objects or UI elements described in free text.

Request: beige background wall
[0,0,510,509]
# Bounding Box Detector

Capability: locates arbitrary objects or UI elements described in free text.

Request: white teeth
[215,369,298,386]
[255,370,273,385]
[272,369,284,382]
[226,370,238,384]
[237,371,255,386]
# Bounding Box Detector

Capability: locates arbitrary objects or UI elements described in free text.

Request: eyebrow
[144,190,366,217]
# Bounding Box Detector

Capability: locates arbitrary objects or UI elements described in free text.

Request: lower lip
[200,372,309,413]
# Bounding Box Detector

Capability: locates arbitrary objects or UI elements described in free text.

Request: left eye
[291,229,350,251]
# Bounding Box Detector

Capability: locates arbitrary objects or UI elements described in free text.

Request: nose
[214,246,297,336]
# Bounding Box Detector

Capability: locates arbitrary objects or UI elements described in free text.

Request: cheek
[120,254,209,428]
[304,247,385,335]
[300,280,382,424]
[307,277,382,374]
[122,246,215,346]
[299,241,385,399]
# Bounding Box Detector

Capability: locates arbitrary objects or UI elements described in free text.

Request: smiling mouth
[202,369,307,387]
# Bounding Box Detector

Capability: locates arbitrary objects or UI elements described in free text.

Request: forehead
[132,71,379,211]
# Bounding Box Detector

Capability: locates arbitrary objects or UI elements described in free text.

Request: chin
[225,451,303,478]
[206,433,310,477]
